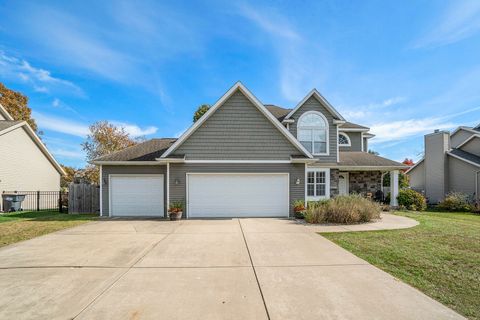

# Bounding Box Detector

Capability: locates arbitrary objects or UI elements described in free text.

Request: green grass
[0,211,97,247]
[321,211,480,319]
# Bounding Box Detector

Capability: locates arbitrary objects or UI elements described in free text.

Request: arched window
[297,111,328,154]
[338,132,351,146]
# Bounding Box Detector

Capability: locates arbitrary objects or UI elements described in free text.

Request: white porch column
[390,170,399,207]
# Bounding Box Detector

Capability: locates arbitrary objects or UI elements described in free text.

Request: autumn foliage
[0,82,38,132]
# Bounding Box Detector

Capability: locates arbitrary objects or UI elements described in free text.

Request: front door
[338,173,349,196]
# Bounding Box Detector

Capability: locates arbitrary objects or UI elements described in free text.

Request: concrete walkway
[0,218,462,320]
[301,212,419,233]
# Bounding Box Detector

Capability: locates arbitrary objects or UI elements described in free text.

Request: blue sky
[1,0,479,167]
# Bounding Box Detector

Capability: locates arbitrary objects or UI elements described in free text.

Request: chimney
[424,130,450,203]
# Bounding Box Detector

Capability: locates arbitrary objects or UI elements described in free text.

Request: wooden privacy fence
[68,183,100,214]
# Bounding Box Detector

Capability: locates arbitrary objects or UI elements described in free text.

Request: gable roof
[161,82,313,159]
[405,158,424,174]
[0,103,15,121]
[447,149,480,168]
[456,134,480,149]
[0,103,65,176]
[340,121,370,130]
[93,138,176,162]
[265,105,290,121]
[451,126,479,137]
[0,120,24,132]
[284,89,346,121]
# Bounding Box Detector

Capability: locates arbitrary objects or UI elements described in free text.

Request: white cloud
[370,118,456,143]
[34,112,89,137]
[111,121,158,137]
[413,0,480,48]
[340,96,406,122]
[51,148,85,160]
[0,51,84,96]
[52,98,60,107]
[34,112,158,138]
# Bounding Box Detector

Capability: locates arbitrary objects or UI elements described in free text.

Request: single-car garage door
[187,173,289,218]
[110,175,164,217]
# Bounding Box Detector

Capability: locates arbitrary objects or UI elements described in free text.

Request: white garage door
[110,175,164,217]
[187,173,289,218]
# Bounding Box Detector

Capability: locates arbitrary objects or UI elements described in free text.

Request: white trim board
[284,89,345,121]
[0,103,15,120]
[456,134,480,149]
[161,82,313,159]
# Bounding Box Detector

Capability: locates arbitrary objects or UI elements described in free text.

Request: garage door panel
[110,175,164,217]
[187,174,289,218]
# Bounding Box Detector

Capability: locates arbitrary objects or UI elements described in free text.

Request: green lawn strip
[321,211,480,320]
[0,211,97,247]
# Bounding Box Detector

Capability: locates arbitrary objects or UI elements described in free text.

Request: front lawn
[0,211,97,247]
[322,211,480,320]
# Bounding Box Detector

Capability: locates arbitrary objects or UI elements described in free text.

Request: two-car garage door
[187,173,289,218]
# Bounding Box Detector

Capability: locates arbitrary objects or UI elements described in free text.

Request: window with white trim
[298,112,328,154]
[338,132,351,146]
[306,168,330,200]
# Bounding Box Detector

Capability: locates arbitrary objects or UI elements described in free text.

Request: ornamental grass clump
[438,192,473,212]
[305,195,381,224]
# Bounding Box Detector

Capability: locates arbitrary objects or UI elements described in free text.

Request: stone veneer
[348,171,382,195]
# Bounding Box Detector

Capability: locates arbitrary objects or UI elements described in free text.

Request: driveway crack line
[71,223,179,319]
[237,219,271,320]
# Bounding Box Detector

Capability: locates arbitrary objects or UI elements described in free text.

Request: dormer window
[338,132,351,146]
[297,111,329,155]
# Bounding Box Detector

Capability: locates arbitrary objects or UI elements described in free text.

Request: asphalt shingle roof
[448,149,480,166]
[94,138,177,161]
[264,105,369,129]
[339,152,407,168]
[0,120,23,132]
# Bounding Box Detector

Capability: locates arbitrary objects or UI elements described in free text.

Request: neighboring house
[93,82,406,218]
[0,104,65,211]
[407,126,480,203]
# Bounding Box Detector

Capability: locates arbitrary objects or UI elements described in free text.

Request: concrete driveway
[0,218,463,320]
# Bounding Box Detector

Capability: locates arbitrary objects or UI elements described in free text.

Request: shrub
[305,195,381,224]
[438,192,473,212]
[397,189,426,211]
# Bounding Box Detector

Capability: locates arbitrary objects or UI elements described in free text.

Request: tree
[81,121,144,184]
[368,149,379,155]
[0,82,39,133]
[383,172,409,189]
[193,104,210,122]
[60,165,78,189]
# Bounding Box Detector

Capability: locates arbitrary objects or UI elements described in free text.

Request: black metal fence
[2,191,68,212]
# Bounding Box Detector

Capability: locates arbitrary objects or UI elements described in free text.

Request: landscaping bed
[321,211,480,320]
[0,211,97,247]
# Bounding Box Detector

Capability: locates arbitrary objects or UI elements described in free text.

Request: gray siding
[289,96,338,163]
[425,132,449,203]
[173,90,300,160]
[339,132,362,152]
[363,137,368,152]
[169,163,305,217]
[459,138,480,157]
[451,129,474,148]
[408,161,426,193]
[101,165,167,217]
[448,157,477,198]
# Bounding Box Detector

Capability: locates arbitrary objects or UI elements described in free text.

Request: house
[0,104,65,211]
[407,126,480,203]
[93,82,407,218]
